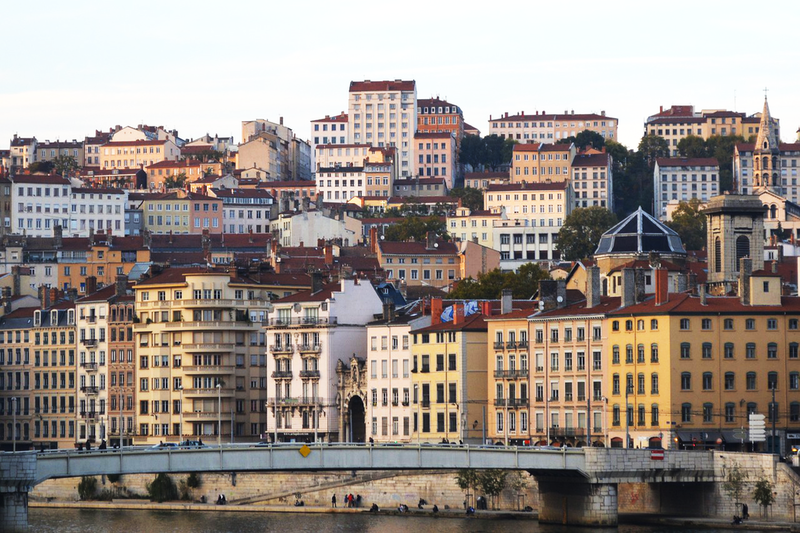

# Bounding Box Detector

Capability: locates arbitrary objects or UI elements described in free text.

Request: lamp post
[119,387,124,448]
[216,383,222,447]
[12,397,17,452]
[178,385,183,443]
[625,385,630,449]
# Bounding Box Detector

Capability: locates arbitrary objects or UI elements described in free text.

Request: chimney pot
[501,289,513,315]
[586,266,601,308]
[431,298,443,325]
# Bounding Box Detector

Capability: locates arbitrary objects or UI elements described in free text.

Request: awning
[676,431,723,442]
[722,430,747,443]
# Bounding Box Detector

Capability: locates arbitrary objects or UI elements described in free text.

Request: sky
[2,1,799,151]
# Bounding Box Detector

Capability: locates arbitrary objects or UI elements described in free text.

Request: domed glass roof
[595,207,686,256]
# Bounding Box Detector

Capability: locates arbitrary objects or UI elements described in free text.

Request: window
[650,344,659,363]
[612,345,619,364]
[791,343,799,359]
[746,343,756,359]
[745,319,755,330]
[681,403,692,423]
[681,372,691,390]
[702,372,713,390]
[703,403,714,423]
[625,345,633,364]
[701,318,711,330]
[702,343,712,359]
[724,372,735,390]
[746,372,757,390]
[650,319,658,330]
[789,372,799,390]
[767,343,777,359]
[651,404,659,426]
[680,318,690,330]
[680,343,691,359]
[724,318,734,330]
[651,373,659,394]
[725,403,736,423]
[724,343,734,359]
[767,318,778,330]
[768,371,778,390]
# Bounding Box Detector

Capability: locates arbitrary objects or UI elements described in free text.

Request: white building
[69,188,127,237]
[571,151,613,210]
[11,175,71,237]
[311,113,349,148]
[270,210,359,247]
[314,144,371,171]
[653,157,719,220]
[493,218,563,270]
[210,188,275,234]
[316,166,366,203]
[264,277,383,442]
[348,80,416,177]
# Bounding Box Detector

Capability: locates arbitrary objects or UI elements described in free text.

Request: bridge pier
[536,478,618,527]
[0,453,36,532]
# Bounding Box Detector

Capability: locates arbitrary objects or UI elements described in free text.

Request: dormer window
[34,310,41,327]
[51,310,58,326]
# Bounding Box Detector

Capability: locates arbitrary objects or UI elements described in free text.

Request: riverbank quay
[29,500,538,521]
[621,513,800,532]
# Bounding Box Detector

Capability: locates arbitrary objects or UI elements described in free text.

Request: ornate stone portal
[335,355,367,442]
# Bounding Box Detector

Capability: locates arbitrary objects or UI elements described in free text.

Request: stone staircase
[230,471,404,505]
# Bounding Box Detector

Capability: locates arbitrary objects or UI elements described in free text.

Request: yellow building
[446,206,503,248]
[607,267,800,454]
[484,181,571,221]
[58,235,150,293]
[511,143,576,184]
[410,302,488,443]
[133,268,272,444]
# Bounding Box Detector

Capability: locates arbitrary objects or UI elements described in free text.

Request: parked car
[177,440,208,449]
[149,442,178,450]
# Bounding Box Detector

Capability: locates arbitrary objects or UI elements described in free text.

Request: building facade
[653,158,719,220]
[490,111,617,143]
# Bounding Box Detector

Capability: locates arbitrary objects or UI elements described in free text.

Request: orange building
[144,159,223,191]
[511,143,576,183]
[416,97,464,139]
[57,234,150,293]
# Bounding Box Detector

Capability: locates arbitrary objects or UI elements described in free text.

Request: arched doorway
[648,436,663,449]
[348,395,365,443]
[610,437,623,448]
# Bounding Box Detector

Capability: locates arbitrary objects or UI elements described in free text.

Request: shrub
[147,473,178,502]
[186,472,201,489]
[78,476,98,500]
[106,473,122,484]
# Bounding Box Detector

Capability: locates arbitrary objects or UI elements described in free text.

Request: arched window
[767,342,778,359]
[746,402,757,415]
[724,342,734,359]
[736,235,750,266]
[724,371,735,390]
[770,204,777,219]
[650,343,659,363]
[714,237,721,273]
[637,344,645,363]
[681,403,692,423]
[746,371,757,390]
[681,372,691,390]
[768,371,778,390]
[651,373,659,394]
[702,372,713,390]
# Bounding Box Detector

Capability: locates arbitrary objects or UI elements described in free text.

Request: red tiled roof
[607,259,684,274]
[273,281,340,303]
[104,140,170,147]
[379,239,458,255]
[514,143,542,152]
[71,187,126,195]
[736,143,800,152]
[610,292,800,315]
[647,117,704,125]
[572,153,610,167]
[417,97,460,111]
[465,171,509,179]
[412,313,488,333]
[12,174,70,185]
[311,112,348,123]
[256,181,316,188]
[315,143,371,150]
[388,196,457,204]
[145,159,203,169]
[486,182,568,192]
[656,157,719,167]
[211,188,274,199]
[360,217,403,224]
[414,131,454,139]
[649,105,695,118]
[349,80,415,92]
[539,143,573,152]
[534,296,622,318]
[491,113,616,122]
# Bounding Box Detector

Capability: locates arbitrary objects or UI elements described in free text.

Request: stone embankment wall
[32,470,540,511]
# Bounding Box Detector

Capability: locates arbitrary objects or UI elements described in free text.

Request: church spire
[755,95,779,154]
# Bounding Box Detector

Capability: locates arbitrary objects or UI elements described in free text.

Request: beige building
[239,118,311,181]
[36,140,84,168]
[447,207,503,248]
[414,132,457,188]
[9,135,37,173]
[490,111,617,143]
[484,181,571,222]
[348,80,417,177]
[133,268,272,444]
[572,150,613,210]
[311,112,349,147]
[511,143,576,183]
[99,139,180,170]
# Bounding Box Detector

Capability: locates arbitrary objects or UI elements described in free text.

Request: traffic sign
[749,413,766,442]
[650,449,664,460]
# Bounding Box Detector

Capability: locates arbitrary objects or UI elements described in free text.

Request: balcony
[535,396,544,403]
[493,341,504,349]
[82,338,98,347]
[421,399,430,408]
[494,369,509,379]
[506,341,517,349]
[80,410,97,419]
[299,370,320,379]
[183,343,235,352]
[183,411,220,420]
[549,427,586,438]
[420,366,430,373]
[81,362,98,372]
[508,398,529,408]
[514,369,529,379]
[517,340,529,349]
[535,366,544,373]
[564,393,573,401]
[182,365,235,374]
[267,317,338,327]
[401,400,410,406]
[270,345,293,355]
[182,387,235,397]
[494,398,506,407]
[86,315,97,324]
[81,386,99,395]
[298,344,322,354]
[272,370,293,379]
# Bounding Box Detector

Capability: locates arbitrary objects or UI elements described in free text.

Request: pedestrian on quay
[331,493,337,508]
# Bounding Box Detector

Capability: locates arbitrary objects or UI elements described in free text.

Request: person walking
[331,494,337,508]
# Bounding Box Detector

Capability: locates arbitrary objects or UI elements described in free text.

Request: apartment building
[107,277,135,446]
[264,277,383,442]
[210,188,275,234]
[365,161,393,197]
[447,206,503,248]
[11,174,71,237]
[36,140,85,168]
[0,306,36,450]
[314,144,372,171]
[572,150,613,210]
[239,118,311,181]
[9,135,38,172]
[32,297,77,449]
[392,177,448,198]
[464,171,510,190]
[69,188,127,237]
[377,234,460,289]
[133,268,272,444]
[144,159,223,191]
[270,211,358,248]
[366,302,418,443]
[410,301,488,444]
[484,181,572,223]
[348,80,417,177]
[653,158,719,220]
[99,139,180,170]
[75,279,112,446]
[490,111,617,143]
[416,97,464,139]
[414,132,457,187]
[140,191,223,234]
[316,166,365,203]
[645,105,769,156]
[511,143,575,183]
[311,112,349,147]
[57,232,149,294]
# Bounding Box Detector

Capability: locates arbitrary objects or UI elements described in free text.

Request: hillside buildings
[490,111,618,143]
[653,158,719,220]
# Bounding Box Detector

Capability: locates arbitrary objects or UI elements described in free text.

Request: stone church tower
[752,97,781,192]
[703,194,766,293]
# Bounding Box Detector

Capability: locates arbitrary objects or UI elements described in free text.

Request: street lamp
[216,383,221,447]
[12,397,17,453]
[177,385,183,443]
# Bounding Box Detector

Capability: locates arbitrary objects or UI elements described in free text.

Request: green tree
[455,469,480,508]
[52,154,79,175]
[722,461,747,513]
[164,172,188,189]
[508,471,531,511]
[383,216,447,242]
[147,473,178,502]
[556,207,618,261]
[478,469,507,510]
[183,149,223,162]
[638,134,670,166]
[449,187,484,211]
[28,161,54,174]
[666,198,706,251]
[78,476,98,500]
[483,135,515,170]
[677,135,707,158]
[459,134,486,172]
[561,130,606,151]
[448,263,550,300]
[753,478,775,517]
[106,473,122,484]
[705,134,745,192]
[186,472,201,489]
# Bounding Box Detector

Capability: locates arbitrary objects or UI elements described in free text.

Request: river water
[29,508,767,533]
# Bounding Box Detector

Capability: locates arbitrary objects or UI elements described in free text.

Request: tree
[449,187,484,211]
[455,469,480,508]
[666,198,706,251]
[459,134,486,172]
[706,134,745,192]
[483,135,515,170]
[78,476,98,500]
[556,207,618,261]
[508,471,531,511]
[561,130,606,151]
[28,161,54,174]
[147,473,178,502]
[722,461,747,514]
[52,154,79,176]
[448,263,550,300]
[677,135,707,158]
[638,134,670,166]
[383,216,447,242]
[186,472,201,489]
[753,478,775,518]
[164,172,188,189]
[478,469,507,509]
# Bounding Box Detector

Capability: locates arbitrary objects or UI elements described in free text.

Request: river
[28,508,768,532]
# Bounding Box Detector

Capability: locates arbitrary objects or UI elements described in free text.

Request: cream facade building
[653,157,719,220]
[490,111,617,143]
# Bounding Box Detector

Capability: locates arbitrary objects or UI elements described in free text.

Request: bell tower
[703,194,766,294]
[752,95,781,192]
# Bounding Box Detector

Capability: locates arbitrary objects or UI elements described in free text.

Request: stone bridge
[0,444,782,530]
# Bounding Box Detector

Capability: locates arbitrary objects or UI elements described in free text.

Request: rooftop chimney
[115,274,127,297]
[11,266,20,296]
[431,297,443,325]
[324,244,333,266]
[453,302,465,325]
[85,276,97,296]
[501,289,513,315]
[426,231,437,250]
[382,299,396,322]
[634,268,646,304]
[586,265,601,308]
[621,268,636,308]
[739,257,753,306]
[771,260,779,274]
[39,285,50,310]
[369,226,379,254]
[654,267,668,305]
[54,225,63,248]
[699,284,707,305]
[311,271,324,294]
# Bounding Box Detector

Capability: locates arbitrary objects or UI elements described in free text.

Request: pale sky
[2,1,799,152]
